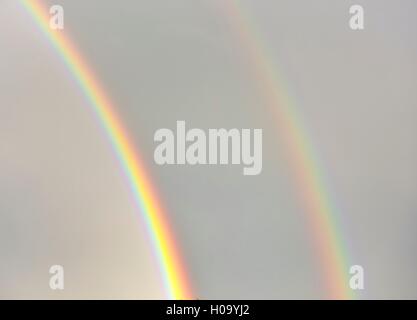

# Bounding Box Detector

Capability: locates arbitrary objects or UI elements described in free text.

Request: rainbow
[223,1,354,299]
[20,0,193,300]
[21,0,355,299]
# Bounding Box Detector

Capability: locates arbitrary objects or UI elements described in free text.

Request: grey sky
[1,0,416,298]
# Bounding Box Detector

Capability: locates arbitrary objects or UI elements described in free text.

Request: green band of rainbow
[21,0,193,300]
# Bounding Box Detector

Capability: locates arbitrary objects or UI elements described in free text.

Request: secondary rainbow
[21,0,193,300]
[223,1,355,299]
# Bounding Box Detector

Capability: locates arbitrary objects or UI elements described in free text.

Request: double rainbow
[22,0,354,299]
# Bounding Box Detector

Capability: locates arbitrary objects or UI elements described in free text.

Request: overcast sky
[1,0,416,298]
